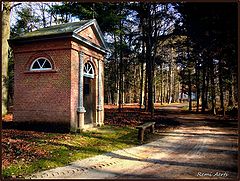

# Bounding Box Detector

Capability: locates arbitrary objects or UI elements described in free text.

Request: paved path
[28,104,238,179]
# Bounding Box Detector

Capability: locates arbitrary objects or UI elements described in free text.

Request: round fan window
[83,62,94,78]
[30,57,52,71]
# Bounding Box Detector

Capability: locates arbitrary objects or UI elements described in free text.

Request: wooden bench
[136,122,155,143]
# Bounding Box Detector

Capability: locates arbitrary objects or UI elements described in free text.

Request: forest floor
[2,103,238,179]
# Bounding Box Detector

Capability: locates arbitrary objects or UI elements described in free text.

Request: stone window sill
[24,70,58,74]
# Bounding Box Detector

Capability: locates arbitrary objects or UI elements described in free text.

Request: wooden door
[83,77,93,124]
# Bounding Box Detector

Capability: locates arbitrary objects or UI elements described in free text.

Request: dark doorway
[83,77,93,124]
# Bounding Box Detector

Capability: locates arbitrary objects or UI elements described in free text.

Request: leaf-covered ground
[4,103,230,178]
[2,125,141,178]
[1,103,183,178]
[2,130,70,169]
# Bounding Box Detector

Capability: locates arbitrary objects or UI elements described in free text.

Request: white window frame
[30,57,53,71]
[83,62,94,78]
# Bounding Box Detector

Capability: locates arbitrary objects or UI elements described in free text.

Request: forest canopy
[3,2,238,115]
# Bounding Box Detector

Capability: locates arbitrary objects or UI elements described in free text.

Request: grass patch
[2,125,138,178]
[181,105,189,111]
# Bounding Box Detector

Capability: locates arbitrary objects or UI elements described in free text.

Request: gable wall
[77,25,102,47]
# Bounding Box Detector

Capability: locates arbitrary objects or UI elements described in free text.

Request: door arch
[83,62,95,125]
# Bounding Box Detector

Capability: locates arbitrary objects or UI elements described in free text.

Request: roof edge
[72,33,108,54]
[73,19,108,50]
[8,32,110,55]
[8,32,73,45]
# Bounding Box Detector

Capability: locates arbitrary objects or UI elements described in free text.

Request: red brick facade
[11,21,106,131]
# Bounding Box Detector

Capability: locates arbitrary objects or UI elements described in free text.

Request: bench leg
[138,128,144,143]
[150,125,154,133]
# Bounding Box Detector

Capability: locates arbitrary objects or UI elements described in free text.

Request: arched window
[84,62,94,78]
[30,57,52,71]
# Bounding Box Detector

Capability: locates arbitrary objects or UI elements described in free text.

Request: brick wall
[13,38,72,125]
[70,40,105,128]
[12,35,105,130]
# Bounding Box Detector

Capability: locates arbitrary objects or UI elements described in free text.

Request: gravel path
[28,104,238,179]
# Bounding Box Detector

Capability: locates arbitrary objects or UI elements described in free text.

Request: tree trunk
[146,5,154,115]
[231,73,235,105]
[205,67,210,109]
[196,64,200,112]
[177,78,180,103]
[114,33,119,105]
[40,3,47,27]
[122,74,125,104]
[139,62,145,108]
[210,61,216,115]
[133,65,137,103]
[188,69,192,111]
[144,69,148,110]
[180,83,184,103]
[168,61,172,104]
[201,66,206,113]
[172,65,176,103]
[228,73,235,107]
[118,18,123,112]
[153,81,156,103]
[218,59,225,113]
[166,69,169,103]
[2,2,12,115]
[163,79,166,103]
[147,49,153,114]
[187,38,192,111]
[160,63,163,105]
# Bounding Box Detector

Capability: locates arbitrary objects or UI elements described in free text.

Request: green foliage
[11,3,41,37]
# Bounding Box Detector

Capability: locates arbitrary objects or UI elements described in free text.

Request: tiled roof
[14,20,91,39]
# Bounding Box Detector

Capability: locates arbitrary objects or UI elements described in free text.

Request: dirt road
[29,103,238,179]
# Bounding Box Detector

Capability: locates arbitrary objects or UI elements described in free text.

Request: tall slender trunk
[201,66,206,112]
[218,59,225,113]
[2,2,12,115]
[166,69,169,103]
[205,67,210,109]
[118,18,123,112]
[139,62,144,108]
[162,80,165,103]
[196,64,200,112]
[122,74,125,104]
[114,33,119,105]
[168,61,172,104]
[188,69,192,111]
[160,63,163,105]
[231,73,235,105]
[172,65,176,103]
[133,65,137,103]
[146,5,154,114]
[154,78,156,103]
[41,3,47,27]
[144,68,148,110]
[228,73,235,107]
[187,38,192,111]
[210,59,216,115]
[177,78,181,103]
[139,62,145,108]
[139,8,145,109]
[180,83,184,103]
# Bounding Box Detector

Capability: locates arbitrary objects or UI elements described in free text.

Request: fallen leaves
[2,129,52,168]
[2,114,13,122]
[2,104,180,172]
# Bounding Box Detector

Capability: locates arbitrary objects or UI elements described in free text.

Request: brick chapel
[9,19,108,132]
